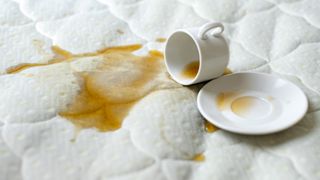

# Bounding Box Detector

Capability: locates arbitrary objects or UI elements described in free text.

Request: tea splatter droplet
[155,38,166,43]
[204,120,218,133]
[192,153,205,162]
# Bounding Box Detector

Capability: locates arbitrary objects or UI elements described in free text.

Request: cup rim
[164,29,203,85]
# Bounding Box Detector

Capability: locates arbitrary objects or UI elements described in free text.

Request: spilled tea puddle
[231,96,258,118]
[60,48,164,131]
[7,44,170,132]
[216,92,272,119]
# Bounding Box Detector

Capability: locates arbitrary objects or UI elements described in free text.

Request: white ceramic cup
[165,22,229,85]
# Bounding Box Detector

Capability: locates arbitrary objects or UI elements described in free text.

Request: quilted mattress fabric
[0,0,320,180]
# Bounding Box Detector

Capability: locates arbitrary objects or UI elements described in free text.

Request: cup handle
[198,22,224,40]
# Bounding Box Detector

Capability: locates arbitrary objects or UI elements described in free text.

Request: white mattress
[1,0,320,179]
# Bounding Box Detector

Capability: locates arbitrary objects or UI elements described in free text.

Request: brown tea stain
[60,47,162,132]
[204,120,218,133]
[216,92,237,111]
[149,50,164,58]
[51,45,73,59]
[192,153,205,162]
[6,44,166,132]
[7,63,49,74]
[231,96,256,117]
[156,38,166,43]
[223,68,232,75]
[6,45,74,74]
[181,61,199,79]
[6,45,142,74]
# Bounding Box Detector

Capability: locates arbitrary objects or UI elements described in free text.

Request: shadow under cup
[165,31,201,85]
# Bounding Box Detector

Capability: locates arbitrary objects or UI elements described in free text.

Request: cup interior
[165,31,200,85]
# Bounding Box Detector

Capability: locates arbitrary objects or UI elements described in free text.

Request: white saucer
[197,72,308,135]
